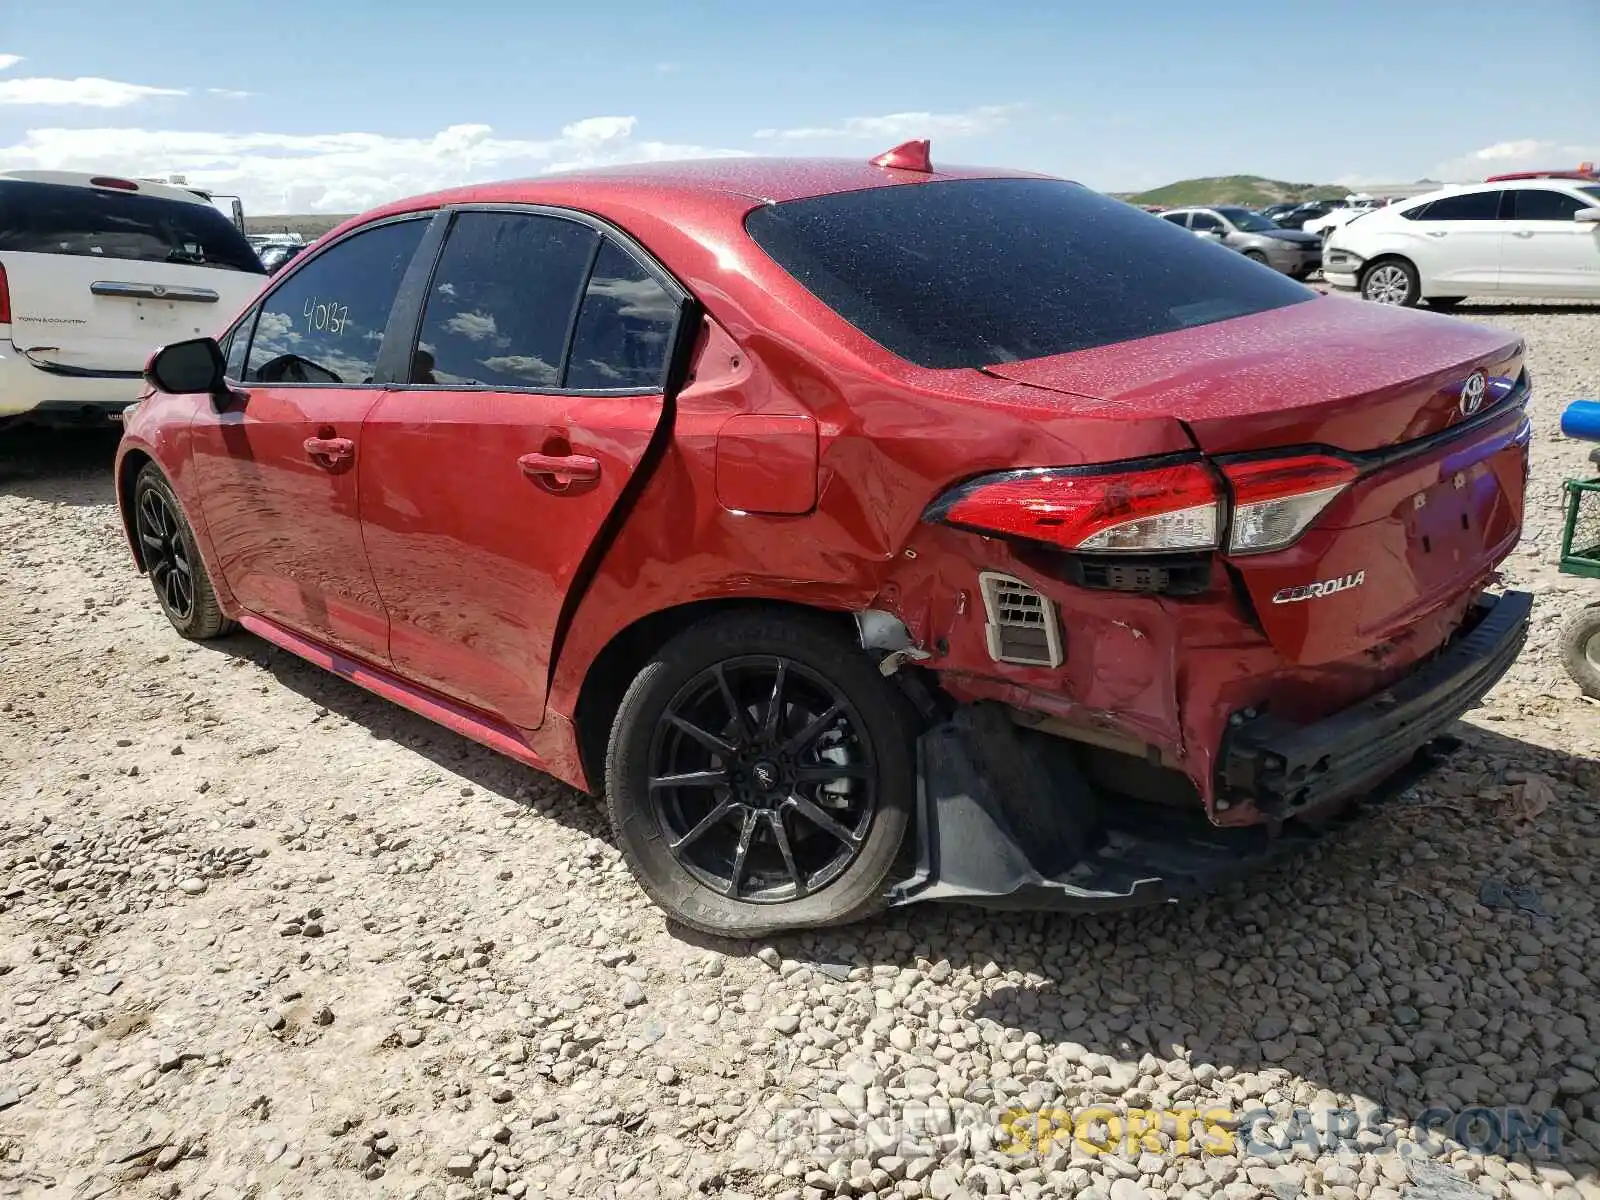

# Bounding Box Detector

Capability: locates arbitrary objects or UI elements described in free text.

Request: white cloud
[206,88,254,100]
[655,62,680,74]
[0,119,748,214]
[0,74,186,107]
[754,104,1020,142]
[1434,139,1598,182]
[0,54,22,72]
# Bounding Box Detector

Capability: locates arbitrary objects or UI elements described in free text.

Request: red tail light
[1220,454,1358,554]
[927,453,1362,557]
[926,459,1223,553]
[89,175,140,191]
[0,262,10,324]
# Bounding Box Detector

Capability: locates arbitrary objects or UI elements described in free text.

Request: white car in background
[0,171,266,431]
[1301,194,1390,240]
[1322,175,1600,307]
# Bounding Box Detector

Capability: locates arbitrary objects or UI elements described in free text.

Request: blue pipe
[1561,400,1600,443]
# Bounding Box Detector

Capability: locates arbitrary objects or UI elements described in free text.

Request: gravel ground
[2,299,1599,1200]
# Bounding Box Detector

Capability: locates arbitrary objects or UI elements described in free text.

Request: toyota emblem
[1458,371,1487,417]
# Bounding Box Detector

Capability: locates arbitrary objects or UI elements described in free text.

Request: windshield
[1216,207,1279,232]
[0,180,265,273]
[744,179,1313,370]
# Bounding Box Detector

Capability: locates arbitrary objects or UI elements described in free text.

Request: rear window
[743,179,1313,370]
[0,180,264,273]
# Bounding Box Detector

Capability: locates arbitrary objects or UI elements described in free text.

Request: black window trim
[371,202,695,398]
[1509,186,1590,222]
[228,210,443,390]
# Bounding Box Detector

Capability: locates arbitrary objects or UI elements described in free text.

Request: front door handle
[518,452,600,485]
[1510,230,1535,238]
[1426,231,1449,238]
[304,436,354,463]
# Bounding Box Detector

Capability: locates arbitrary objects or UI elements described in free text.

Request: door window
[222,310,254,380]
[1189,212,1224,231]
[1161,212,1190,227]
[1414,191,1504,221]
[564,239,680,390]
[410,212,597,389]
[244,217,428,385]
[1510,189,1589,221]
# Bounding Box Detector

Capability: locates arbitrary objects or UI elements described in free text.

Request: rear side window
[565,240,680,390]
[1415,191,1503,221]
[411,212,597,389]
[245,217,427,384]
[744,179,1313,370]
[1510,189,1589,221]
[0,180,264,273]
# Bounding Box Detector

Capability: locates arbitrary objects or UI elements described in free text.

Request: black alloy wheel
[647,655,875,902]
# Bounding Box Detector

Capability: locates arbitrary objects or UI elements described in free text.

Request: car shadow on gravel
[0,426,119,504]
[774,721,1598,1178]
[1452,301,1600,317]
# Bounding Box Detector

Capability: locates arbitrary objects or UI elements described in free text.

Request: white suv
[0,171,266,430]
[1322,176,1600,307]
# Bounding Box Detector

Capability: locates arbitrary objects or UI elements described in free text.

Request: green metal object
[1559,477,1600,580]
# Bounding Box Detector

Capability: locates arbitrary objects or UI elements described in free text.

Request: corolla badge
[1458,371,1487,417]
[1271,571,1366,605]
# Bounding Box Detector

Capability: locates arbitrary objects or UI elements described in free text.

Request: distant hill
[1119,175,1349,208]
[246,214,351,239]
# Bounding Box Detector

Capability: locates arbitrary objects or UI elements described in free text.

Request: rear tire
[1561,606,1600,700]
[133,463,232,640]
[1360,258,1420,306]
[604,610,917,937]
[1243,249,1269,266]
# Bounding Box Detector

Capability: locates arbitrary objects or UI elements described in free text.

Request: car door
[357,207,688,730]
[1499,188,1600,297]
[1397,189,1505,292]
[1188,210,1232,248]
[189,214,433,661]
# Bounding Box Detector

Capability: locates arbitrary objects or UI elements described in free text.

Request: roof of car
[352,156,1053,223]
[0,170,214,206]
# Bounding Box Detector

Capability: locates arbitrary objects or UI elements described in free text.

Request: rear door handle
[1511,230,1535,238]
[1426,231,1449,238]
[304,436,354,463]
[518,452,600,485]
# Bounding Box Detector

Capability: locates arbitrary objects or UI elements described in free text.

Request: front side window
[223,310,254,379]
[1416,191,1504,221]
[411,212,597,389]
[0,180,263,273]
[745,179,1312,369]
[1216,207,1276,232]
[245,218,428,385]
[1189,212,1224,231]
[1510,189,1589,221]
[1161,212,1190,227]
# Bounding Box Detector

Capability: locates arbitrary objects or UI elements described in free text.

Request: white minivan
[0,171,266,430]
[1323,174,1600,307]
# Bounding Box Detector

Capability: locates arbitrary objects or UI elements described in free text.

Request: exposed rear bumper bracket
[1220,589,1532,817]
[890,590,1531,914]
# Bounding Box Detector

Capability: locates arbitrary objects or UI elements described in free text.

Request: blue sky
[1,0,1595,213]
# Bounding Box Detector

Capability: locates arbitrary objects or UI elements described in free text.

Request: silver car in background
[1159,206,1323,279]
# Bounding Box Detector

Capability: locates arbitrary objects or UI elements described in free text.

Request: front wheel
[1243,249,1269,267]
[133,463,232,640]
[604,611,917,936]
[1561,606,1600,700]
[1360,259,1420,306]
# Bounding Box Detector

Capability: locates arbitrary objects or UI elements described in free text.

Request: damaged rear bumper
[889,589,1532,913]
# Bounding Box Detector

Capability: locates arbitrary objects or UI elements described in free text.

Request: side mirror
[1575,207,1600,224]
[146,337,228,400]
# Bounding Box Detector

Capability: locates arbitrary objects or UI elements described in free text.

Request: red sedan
[115,143,1533,935]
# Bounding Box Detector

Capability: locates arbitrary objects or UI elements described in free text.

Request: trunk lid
[983,296,1530,665]
[981,294,1524,455]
